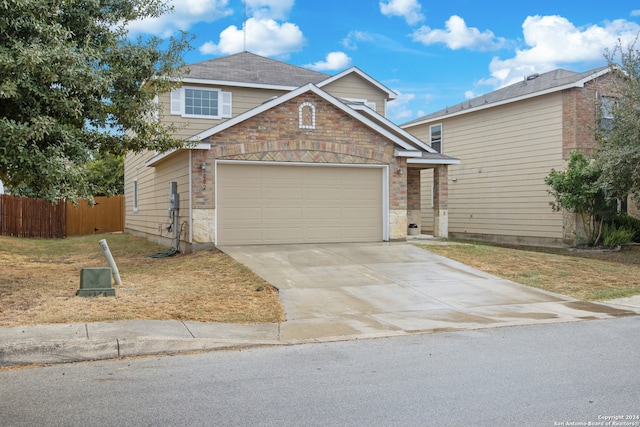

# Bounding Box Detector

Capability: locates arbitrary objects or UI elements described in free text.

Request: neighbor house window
[170,87,232,119]
[430,124,442,153]
[133,179,138,213]
[600,96,615,138]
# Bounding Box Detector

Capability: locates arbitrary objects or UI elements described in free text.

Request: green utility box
[77,267,116,297]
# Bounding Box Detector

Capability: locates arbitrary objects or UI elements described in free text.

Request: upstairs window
[430,124,442,153]
[170,87,232,119]
[600,96,615,138]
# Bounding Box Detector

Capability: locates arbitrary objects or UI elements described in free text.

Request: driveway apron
[219,242,637,341]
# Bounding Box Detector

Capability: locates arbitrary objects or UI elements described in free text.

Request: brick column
[433,165,448,238]
[407,168,421,232]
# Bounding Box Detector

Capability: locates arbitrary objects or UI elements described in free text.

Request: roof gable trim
[146,142,211,167]
[180,77,297,91]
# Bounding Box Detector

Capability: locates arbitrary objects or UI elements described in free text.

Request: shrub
[602,223,635,248]
[611,214,640,242]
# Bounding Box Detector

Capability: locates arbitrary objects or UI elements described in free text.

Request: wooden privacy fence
[66,196,124,236]
[0,195,124,238]
[0,195,66,238]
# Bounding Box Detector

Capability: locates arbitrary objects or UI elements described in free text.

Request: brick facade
[196,92,402,210]
[562,73,618,159]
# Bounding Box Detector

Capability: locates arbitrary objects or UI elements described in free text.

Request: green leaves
[545,151,612,245]
[0,0,189,202]
[599,38,640,205]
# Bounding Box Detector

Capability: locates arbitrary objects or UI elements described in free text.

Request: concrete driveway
[220,242,637,341]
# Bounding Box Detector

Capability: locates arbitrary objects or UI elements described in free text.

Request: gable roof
[318,67,398,100]
[147,84,459,167]
[180,51,329,89]
[192,83,435,153]
[402,66,611,127]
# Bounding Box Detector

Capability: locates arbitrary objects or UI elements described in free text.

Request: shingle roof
[181,51,330,87]
[403,66,610,125]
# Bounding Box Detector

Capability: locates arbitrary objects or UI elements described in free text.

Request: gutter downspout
[189,151,193,245]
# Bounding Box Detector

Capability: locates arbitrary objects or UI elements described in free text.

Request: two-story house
[124,52,459,251]
[402,66,618,247]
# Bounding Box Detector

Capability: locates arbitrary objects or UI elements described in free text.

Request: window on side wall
[170,87,232,119]
[133,179,138,213]
[430,124,442,153]
[600,96,615,138]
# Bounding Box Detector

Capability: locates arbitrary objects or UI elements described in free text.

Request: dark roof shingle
[404,66,610,125]
[181,51,330,87]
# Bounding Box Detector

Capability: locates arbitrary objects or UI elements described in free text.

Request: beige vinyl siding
[158,85,287,140]
[124,150,190,243]
[417,93,566,241]
[322,74,387,116]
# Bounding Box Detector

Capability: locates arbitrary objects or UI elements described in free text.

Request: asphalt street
[1,317,639,426]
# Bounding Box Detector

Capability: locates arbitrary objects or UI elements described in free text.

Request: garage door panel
[266,227,303,242]
[265,187,303,200]
[342,207,378,219]
[305,227,343,240]
[305,189,341,201]
[305,207,342,220]
[343,226,381,239]
[344,188,378,200]
[265,207,303,220]
[222,207,262,220]
[220,227,263,243]
[222,187,262,200]
[218,164,383,245]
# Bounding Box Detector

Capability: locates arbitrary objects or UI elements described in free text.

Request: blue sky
[127,0,640,123]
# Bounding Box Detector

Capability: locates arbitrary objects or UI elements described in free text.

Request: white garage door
[217,163,384,245]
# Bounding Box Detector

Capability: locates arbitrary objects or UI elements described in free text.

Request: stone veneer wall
[190,91,408,243]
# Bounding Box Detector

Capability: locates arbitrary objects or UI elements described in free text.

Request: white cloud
[387,92,417,121]
[379,0,424,26]
[487,15,640,88]
[246,0,295,20]
[412,15,506,51]
[126,0,233,38]
[305,52,352,71]
[464,90,476,99]
[342,31,376,50]
[199,17,305,58]
[632,10,640,17]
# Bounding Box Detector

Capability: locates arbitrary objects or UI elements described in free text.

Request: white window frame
[298,102,316,129]
[170,86,232,119]
[600,95,615,137]
[430,123,442,153]
[132,178,139,213]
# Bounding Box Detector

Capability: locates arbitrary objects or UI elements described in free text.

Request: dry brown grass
[0,234,285,327]
[419,242,640,301]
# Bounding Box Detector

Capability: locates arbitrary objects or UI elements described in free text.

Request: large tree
[598,37,640,206]
[0,0,190,202]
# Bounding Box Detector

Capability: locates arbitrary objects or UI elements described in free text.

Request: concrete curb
[0,337,284,367]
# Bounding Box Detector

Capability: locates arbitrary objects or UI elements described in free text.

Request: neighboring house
[124,52,459,250]
[402,67,618,247]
